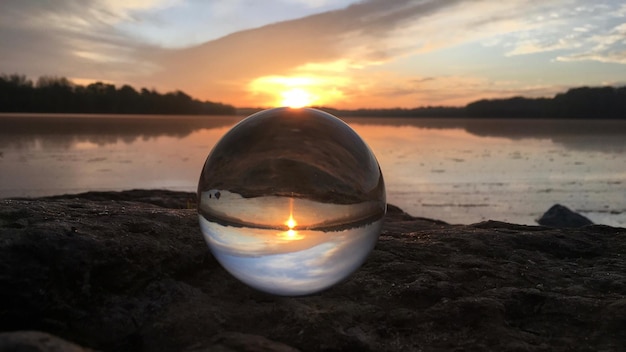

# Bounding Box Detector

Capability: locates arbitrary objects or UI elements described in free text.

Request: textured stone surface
[0,331,91,352]
[1,191,625,351]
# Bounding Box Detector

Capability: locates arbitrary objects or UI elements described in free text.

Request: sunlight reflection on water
[1,114,624,227]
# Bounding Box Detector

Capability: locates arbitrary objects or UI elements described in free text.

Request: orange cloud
[142,0,471,107]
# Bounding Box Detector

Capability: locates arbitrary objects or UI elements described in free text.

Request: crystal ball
[197,107,386,296]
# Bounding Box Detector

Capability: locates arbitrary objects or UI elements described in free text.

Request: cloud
[330,73,572,107]
[90,0,360,48]
[2,0,624,108]
[147,0,626,106]
[504,2,626,63]
[145,0,474,104]
[557,51,626,65]
[0,0,168,80]
[555,22,626,64]
[282,0,335,8]
[506,38,580,56]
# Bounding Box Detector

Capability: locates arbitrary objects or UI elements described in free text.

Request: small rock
[536,204,593,228]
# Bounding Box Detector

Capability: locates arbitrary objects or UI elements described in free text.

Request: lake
[1,113,625,227]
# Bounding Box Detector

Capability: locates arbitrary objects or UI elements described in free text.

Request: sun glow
[248,75,346,108]
[280,88,314,108]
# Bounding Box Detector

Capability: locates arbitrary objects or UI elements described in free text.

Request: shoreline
[8,188,623,229]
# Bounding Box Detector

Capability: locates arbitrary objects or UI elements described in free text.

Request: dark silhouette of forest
[466,86,626,119]
[2,73,625,118]
[239,85,626,119]
[317,86,626,119]
[316,106,465,118]
[0,74,235,115]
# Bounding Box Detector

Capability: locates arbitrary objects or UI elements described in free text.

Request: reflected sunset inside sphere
[281,198,303,241]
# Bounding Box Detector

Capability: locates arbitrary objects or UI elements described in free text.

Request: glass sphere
[197,107,386,296]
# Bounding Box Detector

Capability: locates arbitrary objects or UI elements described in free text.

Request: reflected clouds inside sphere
[197,107,386,296]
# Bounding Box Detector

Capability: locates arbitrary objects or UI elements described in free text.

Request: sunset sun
[248,75,346,108]
[280,88,315,108]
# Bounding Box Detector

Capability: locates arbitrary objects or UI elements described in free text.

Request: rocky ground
[1,190,624,351]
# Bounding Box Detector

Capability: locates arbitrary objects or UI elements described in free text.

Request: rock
[536,204,594,228]
[0,331,92,352]
[41,189,198,209]
[201,332,301,352]
[1,191,625,351]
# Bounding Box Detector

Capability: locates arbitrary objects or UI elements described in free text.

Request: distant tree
[36,76,72,88]
[116,85,140,113]
[466,97,551,118]
[316,106,466,117]
[34,76,74,112]
[466,86,626,119]
[0,73,236,115]
[0,74,33,111]
[551,86,625,118]
[2,73,623,118]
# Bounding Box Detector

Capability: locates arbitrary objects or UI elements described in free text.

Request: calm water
[1,113,625,227]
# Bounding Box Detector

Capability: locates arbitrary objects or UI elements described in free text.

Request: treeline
[317,106,464,117]
[466,86,626,119]
[237,106,464,117]
[3,73,624,118]
[319,86,625,119]
[0,74,236,115]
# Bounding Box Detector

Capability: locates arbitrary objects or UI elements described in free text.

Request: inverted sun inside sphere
[197,107,386,296]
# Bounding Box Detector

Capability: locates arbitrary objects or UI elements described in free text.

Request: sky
[1,0,625,109]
